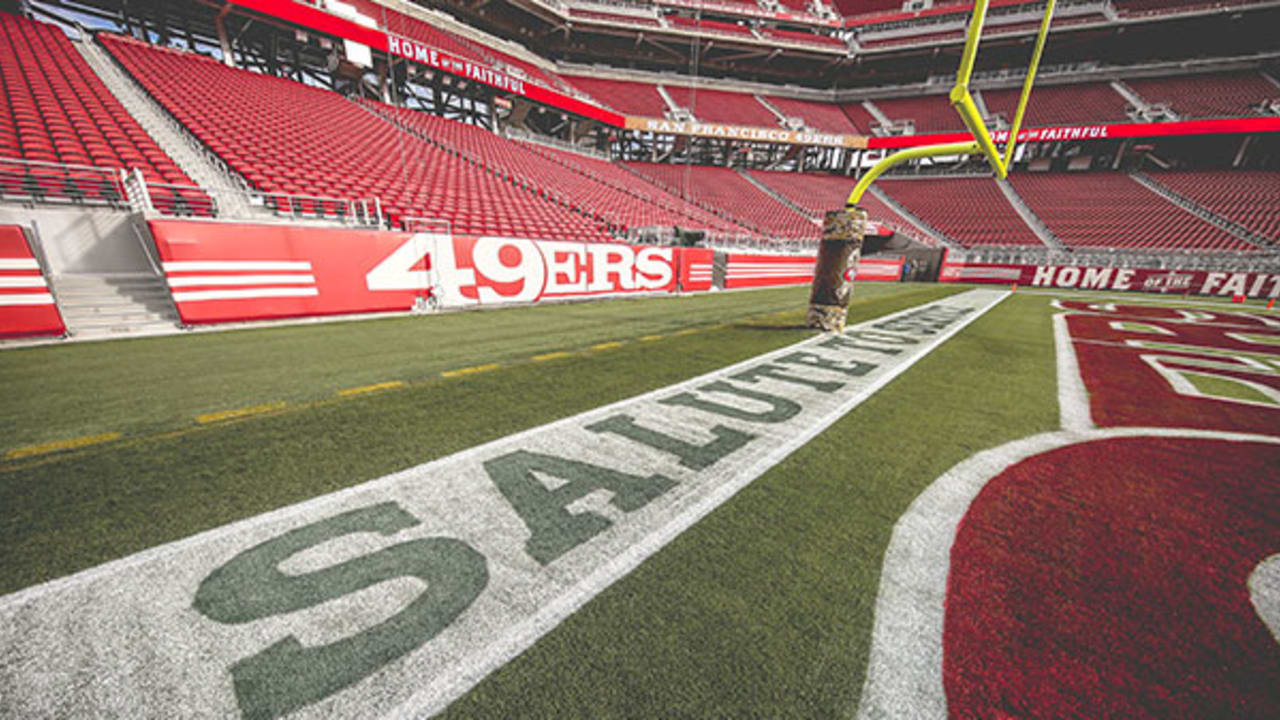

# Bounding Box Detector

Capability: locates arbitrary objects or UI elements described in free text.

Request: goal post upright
[805,0,1058,331]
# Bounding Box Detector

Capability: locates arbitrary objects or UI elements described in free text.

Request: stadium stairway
[864,185,959,249]
[75,33,250,217]
[994,177,1064,252]
[50,271,179,339]
[737,169,822,226]
[1129,171,1271,248]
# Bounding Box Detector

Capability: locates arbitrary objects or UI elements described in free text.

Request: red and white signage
[228,0,624,127]
[678,248,715,292]
[855,257,905,282]
[724,253,902,289]
[723,253,815,289]
[150,220,425,324]
[941,259,1280,299]
[427,236,679,307]
[868,116,1280,150]
[0,225,64,339]
[148,220,689,324]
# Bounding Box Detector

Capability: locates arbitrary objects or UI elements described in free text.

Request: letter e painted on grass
[193,502,488,720]
[776,351,876,377]
[484,450,677,565]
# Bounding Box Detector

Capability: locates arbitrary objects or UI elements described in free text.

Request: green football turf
[0,283,964,596]
[0,284,1059,718]
[1,285,911,452]
[436,291,1059,719]
[1184,371,1277,405]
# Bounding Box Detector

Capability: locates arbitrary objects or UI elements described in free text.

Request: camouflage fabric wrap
[806,207,867,332]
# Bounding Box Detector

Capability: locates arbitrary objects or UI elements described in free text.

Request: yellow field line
[672,328,699,336]
[639,334,664,342]
[5,431,122,460]
[591,341,624,351]
[441,362,500,378]
[196,402,287,425]
[338,380,405,397]
[532,351,572,362]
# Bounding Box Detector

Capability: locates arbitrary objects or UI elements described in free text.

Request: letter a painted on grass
[193,503,488,720]
[484,450,677,565]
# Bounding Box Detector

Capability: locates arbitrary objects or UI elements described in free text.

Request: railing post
[126,168,154,214]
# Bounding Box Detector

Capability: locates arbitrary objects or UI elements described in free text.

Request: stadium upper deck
[2,0,1276,253]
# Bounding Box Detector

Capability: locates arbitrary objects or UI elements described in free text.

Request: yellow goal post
[804,0,1057,331]
[845,0,1059,208]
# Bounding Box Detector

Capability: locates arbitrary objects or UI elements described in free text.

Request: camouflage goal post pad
[807,207,867,333]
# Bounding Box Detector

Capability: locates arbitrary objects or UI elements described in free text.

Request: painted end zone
[945,435,1280,719]
[0,289,1006,720]
[858,298,1280,720]
[0,225,64,338]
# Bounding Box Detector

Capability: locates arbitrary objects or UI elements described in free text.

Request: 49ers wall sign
[147,221,687,325]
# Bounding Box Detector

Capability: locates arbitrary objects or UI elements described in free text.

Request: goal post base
[806,207,867,333]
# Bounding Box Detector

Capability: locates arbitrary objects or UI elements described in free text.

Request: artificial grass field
[0,283,1060,717]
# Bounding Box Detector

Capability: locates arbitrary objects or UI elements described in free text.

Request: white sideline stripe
[0,276,47,288]
[0,289,1007,720]
[172,287,319,302]
[0,258,39,270]
[0,292,54,306]
[162,260,312,272]
[854,427,1280,720]
[390,290,1011,720]
[165,274,317,288]
[0,290,1007,611]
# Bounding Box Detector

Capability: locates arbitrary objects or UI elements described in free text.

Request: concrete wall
[0,207,154,275]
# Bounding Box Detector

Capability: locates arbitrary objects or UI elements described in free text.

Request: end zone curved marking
[855,427,1280,720]
[1053,311,1093,432]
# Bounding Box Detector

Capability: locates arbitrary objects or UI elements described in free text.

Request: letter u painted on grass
[194,502,488,720]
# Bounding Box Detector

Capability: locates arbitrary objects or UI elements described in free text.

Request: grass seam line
[195,402,287,425]
[441,363,501,378]
[4,432,122,460]
[338,381,406,397]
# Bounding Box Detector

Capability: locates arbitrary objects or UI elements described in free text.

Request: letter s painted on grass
[193,502,488,720]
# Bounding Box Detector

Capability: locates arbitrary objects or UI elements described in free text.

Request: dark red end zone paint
[944,437,1280,720]
[1066,312,1279,435]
